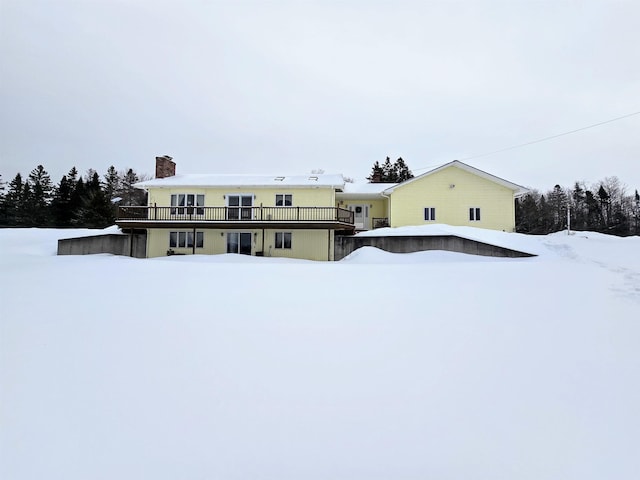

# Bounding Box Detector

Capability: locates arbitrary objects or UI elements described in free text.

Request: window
[170,194,204,215]
[424,207,436,221]
[469,207,481,221]
[169,231,204,248]
[275,232,292,249]
[227,195,253,220]
[275,194,293,206]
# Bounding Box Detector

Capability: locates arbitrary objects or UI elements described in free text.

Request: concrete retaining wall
[334,234,535,260]
[57,233,146,258]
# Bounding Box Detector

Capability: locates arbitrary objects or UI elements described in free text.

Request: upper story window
[171,194,204,215]
[276,194,293,206]
[424,207,436,221]
[469,207,481,221]
[227,194,253,220]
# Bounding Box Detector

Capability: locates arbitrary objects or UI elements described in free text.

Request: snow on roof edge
[134,173,346,189]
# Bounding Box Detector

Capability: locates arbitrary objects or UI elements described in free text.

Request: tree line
[2,161,638,236]
[516,178,640,236]
[0,165,149,228]
[365,157,639,237]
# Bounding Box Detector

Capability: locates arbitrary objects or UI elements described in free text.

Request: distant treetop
[367,157,414,183]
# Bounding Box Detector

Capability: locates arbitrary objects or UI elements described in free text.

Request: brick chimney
[155,155,176,178]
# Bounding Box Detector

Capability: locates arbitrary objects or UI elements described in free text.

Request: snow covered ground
[1,227,639,480]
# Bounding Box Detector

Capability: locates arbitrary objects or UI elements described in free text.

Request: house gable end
[383,160,527,196]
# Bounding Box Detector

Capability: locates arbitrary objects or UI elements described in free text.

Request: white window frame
[275,232,292,249]
[275,193,293,207]
[170,193,204,215]
[469,207,481,221]
[226,193,254,220]
[424,207,436,221]
[169,231,204,248]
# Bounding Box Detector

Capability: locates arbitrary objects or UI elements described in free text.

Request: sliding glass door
[226,232,252,255]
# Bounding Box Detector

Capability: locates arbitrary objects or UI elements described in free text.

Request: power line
[413,110,640,172]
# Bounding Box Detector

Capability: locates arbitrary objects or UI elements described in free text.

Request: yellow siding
[336,199,387,230]
[147,186,335,208]
[147,228,227,257]
[262,229,333,261]
[389,166,516,231]
[146,228,333,261]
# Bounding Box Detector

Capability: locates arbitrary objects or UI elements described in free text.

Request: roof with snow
[338,182,397,197]
[134,173,346,189]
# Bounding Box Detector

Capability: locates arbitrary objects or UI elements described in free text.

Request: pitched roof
[382,160,529,196]
[339,182,397,197]
[135,173,346,189]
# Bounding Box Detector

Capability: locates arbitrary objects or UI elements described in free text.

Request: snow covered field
[1,227,639,479]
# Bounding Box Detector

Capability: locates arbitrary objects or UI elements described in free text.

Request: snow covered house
[115,156,527,260]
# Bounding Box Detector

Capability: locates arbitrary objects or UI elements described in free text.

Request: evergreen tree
[537,195,551,233]
[69,177,86,224]
[26,165,53,225]
[515,192,540,233]
[67,167,78,190]
[571,182,587,230]
[367,161,384,183]
[597,185,610,228]
[368,157,415,183]
[119,168,146,205]
[394,157,414,182]
[21,182,36,226]
[75,172,114,228]
[584,190,603,231]
[381,157,394,182]
[103,166,121,201]
[1,173,25,225]
[50,175,74,226]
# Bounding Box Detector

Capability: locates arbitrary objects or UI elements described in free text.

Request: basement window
[469,207,481,221]
[169,231,204,248]
[275,232,292,249]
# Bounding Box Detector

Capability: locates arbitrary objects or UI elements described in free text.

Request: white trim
[225,193,254,207]
[275,193,293,206]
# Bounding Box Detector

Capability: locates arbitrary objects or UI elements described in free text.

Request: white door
[349,204,369,230]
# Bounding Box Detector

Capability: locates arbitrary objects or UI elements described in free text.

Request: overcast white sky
[1,0,639,192]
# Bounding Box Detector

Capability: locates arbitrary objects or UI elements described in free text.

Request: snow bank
[1,228,639,480]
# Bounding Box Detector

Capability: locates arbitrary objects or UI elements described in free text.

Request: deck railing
[372,217,390,229]
[117,206,355,224]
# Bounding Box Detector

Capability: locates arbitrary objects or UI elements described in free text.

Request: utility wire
[413,110,640,172]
